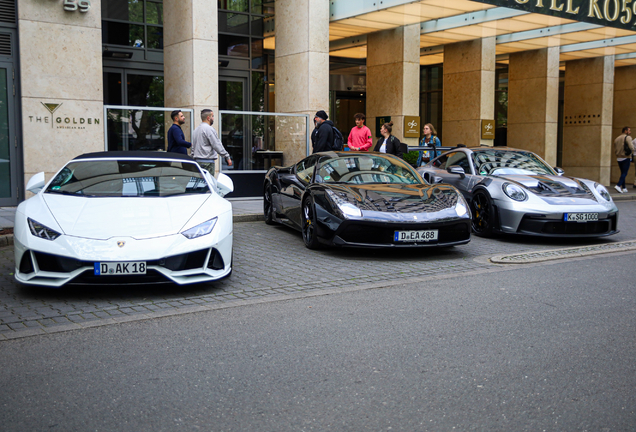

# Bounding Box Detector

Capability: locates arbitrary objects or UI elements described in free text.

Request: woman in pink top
[347,113,373,151]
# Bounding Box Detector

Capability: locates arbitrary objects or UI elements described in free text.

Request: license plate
[394,229,439,242]
[94,262,146,275]
[564,212,599,222]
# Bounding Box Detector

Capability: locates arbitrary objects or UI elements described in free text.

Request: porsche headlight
[594,183,611,201]
[326,189,362,218]
[182,217,218,239]
[455,197,468,217]
[28,218,61,241]
[502,183,527,201]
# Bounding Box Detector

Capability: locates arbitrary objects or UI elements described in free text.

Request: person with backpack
[614,126,634,193]
[311,110,335,153]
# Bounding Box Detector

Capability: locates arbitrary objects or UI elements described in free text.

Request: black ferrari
[263,151,472,249]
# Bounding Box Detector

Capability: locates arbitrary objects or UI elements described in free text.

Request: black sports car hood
[496,174,598,203]
[326,183,463,214]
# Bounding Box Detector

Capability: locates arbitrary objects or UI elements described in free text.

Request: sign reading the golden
[472,0,636,31]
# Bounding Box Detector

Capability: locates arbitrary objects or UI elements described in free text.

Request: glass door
[0,62,17,206]
[219,75,249,170]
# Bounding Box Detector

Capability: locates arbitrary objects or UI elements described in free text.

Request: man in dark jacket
[311,110,334,153]
[167,110,192,154]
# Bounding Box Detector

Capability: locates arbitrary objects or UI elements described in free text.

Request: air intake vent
[0,0,15,24]
[0,33,10,56]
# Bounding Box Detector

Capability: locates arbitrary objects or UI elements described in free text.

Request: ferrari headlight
[594,183,611,201]
[182,217,217,239]
[326,189,362,218]
[502,183,527,201]
[28,218,61,241]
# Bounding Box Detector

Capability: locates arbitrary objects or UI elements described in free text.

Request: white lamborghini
[14,152,234,287]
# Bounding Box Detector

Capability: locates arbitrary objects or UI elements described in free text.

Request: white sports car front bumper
[14,211,233,287]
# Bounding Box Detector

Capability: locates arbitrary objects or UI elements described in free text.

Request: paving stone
[1,203,636,338]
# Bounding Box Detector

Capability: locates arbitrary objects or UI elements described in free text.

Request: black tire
[301,197,321,250]
[471,191,496,237]
[264,185,275,225]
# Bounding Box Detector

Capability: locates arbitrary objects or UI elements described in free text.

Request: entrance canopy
[325,0,636,67]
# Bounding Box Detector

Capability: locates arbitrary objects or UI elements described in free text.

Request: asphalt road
[0,248,635,431]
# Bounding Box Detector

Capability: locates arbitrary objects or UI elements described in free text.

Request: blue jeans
[617,158,630,188]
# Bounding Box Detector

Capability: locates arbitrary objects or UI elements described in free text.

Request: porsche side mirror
[26,172,46,194]
[447,165,466,179]
[216,172,234,197]
[554,167,565,176]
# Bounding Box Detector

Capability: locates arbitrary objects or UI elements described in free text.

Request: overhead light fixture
[103,50,133,59]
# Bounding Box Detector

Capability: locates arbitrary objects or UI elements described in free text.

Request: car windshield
[44,160,210,197]
[316,155,423,185]
[472,150,556,176]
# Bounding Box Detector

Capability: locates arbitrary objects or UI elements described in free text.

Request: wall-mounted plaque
[375,116,391,138]
[481,119,495,140]
[404,116,420,138]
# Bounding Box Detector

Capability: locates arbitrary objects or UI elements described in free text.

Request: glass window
[45,160,209,197]
[102,0,144,22]
[316,155,422,185]
[219,0,249,12]
[147,26,163,49]
[219,34,250,57]
[103,21,145,47]
[0,68,9,199]
[296,156,318,183]
[146,1,163,25]
[471,150,556,176]
[219,11,250,34]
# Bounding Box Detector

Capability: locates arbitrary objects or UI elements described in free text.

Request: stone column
[442,37,496,147]
[507,48,560,166]
[562,56,614,185]
[366,24,420,148]
[18,1,104,186]
[163,1,218,142]
[274,0,329,164]
[611,65,636,186]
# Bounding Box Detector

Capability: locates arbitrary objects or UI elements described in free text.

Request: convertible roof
[73,151,195,161]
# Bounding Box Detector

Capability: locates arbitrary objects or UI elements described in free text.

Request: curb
[490,240,636,264]
[611,194,636,201]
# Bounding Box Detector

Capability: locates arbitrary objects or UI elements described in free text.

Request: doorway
[332,91,366,142]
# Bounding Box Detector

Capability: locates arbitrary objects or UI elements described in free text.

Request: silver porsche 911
[417,146,618,237]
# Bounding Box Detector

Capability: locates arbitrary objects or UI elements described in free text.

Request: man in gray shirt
[192,109,233,173]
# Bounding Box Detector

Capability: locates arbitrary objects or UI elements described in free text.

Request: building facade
[2,0,636,204]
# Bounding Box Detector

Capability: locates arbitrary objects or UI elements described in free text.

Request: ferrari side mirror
[26,172,46,194]
[447,165,466,179]
[554,167,565,176]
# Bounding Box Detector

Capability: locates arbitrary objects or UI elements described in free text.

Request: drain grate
[491,240,636,264]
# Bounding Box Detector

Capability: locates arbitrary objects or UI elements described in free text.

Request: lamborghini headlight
[502,183,527,202]
[28,218,61,241]
[326,189,362,218]
[182,217,218,239]
[594,183,611,201]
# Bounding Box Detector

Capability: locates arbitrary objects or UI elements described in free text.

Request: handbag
[624,136,632,156]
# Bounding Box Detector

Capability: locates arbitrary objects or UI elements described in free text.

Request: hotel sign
[404,116,421,138]
[481,119,495,140]
[471,0,636,31]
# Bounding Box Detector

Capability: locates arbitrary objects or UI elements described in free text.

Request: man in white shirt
[192,109,232,173]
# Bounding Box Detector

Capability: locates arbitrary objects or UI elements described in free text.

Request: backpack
[331,126,344,151]
[624,136,632,157]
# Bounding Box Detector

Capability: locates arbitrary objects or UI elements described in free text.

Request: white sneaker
[615,185,623,193]
[623,188,629,193]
